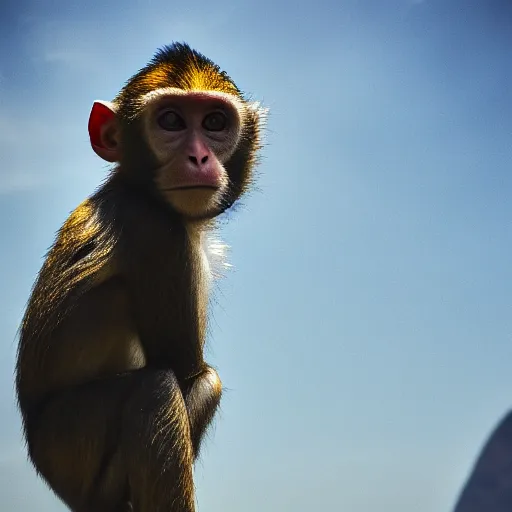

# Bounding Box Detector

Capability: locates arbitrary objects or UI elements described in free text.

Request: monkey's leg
[182,365,223,457]
[27,370,195,512]
[124,369,195,512]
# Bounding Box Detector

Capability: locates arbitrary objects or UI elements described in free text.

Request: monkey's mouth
[165,185,220,191]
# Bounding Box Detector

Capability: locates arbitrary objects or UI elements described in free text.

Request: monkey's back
[15,189,125,415]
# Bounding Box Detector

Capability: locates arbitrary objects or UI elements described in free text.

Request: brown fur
[16,43,264,512]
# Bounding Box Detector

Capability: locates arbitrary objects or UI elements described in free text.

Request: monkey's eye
[157,111,186,131]
[202,112,228,132]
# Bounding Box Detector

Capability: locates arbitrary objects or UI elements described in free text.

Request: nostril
[189,156,198,165]
[201,155,208,164]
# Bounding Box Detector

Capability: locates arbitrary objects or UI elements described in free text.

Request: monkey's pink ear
[88,100,120,162]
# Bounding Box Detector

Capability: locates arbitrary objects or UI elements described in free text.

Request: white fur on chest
[186,224,231,285]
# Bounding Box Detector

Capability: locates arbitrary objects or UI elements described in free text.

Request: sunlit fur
[15,42,265,512]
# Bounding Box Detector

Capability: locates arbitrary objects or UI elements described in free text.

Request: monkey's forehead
[136,87,247,112]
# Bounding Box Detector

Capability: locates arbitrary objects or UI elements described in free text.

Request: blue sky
[1,0,511,510]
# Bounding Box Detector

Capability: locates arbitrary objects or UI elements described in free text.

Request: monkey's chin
[165,188,223,220]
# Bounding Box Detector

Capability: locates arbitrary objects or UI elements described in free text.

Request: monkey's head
[88,43,265,220]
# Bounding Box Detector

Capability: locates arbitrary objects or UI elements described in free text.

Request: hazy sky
[1,0,511,510]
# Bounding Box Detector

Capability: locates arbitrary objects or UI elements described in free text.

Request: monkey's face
[89,52,264,220]
[138,89,243,219]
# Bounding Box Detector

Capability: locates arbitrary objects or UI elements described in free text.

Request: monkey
[15,42,265,512]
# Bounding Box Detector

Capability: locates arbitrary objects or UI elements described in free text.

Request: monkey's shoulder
[20,198,119,353]
[62,196,116,244]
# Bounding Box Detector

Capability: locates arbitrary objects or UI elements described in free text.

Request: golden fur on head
[115,42,241,120]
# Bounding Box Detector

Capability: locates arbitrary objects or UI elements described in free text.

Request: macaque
[15,42,265,512]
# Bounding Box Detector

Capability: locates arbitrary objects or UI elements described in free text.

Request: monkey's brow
[140,87,244,110]
[151,95,233,109]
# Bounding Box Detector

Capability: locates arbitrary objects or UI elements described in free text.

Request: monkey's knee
[201,366,222,411]
[198,366,222,396]
[205,365,222,389]
[184,366,222,414]
[185,365,222,397]
[183,366,222,456]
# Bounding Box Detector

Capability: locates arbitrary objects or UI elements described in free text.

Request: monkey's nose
[188,155,209,166]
